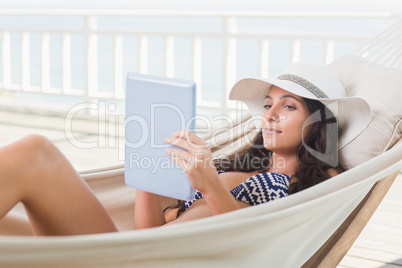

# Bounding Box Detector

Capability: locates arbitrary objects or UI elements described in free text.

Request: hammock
[0,21,401,268]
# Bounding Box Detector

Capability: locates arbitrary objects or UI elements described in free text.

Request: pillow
[326,55,402,169]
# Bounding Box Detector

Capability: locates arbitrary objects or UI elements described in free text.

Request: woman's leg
[0,211,32,235]
[0,135,118,235]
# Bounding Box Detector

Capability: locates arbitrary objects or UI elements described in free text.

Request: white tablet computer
[124,73,196,200]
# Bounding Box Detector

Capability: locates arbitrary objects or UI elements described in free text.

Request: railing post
[85,15,98,98]
[139,35,148,74]
[21,31,31,91]
[192,36,202,103]
[62,33,72,94]
[114,34,123,98]
[2,31,11,89]
[325,40,334,64]
[260,38,270,78]
[222,16,237,114]
[291,39,301,63]
[41,32,50,91]
[165,35,175,78]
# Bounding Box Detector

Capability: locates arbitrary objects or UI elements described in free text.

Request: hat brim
[229,78,372,149]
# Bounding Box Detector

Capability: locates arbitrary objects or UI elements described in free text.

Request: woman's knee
[23,134,51,146]
[23,134,53,155]
[0,135,57,191]
[17,135,58,169]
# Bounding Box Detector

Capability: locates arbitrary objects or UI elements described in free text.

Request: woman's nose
[267,115,278,123]
[264,107,278,123]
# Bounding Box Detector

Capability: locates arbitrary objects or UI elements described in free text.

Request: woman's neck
[269,152,299,176]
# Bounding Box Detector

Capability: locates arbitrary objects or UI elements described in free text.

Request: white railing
[0,10,400,115]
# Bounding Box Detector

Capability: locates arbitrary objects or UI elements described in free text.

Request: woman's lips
[264,127,282,134]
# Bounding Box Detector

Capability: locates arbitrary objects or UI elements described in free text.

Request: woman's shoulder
[327,168,340,178]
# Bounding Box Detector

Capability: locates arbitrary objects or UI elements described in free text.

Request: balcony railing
[0,9,400,116]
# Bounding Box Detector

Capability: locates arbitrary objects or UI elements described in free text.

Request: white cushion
[327,55,402,169]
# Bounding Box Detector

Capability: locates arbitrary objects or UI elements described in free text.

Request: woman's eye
[263,104,272,109]
[284,105,296,110]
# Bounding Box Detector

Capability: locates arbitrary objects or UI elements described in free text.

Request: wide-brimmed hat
[229,62,372,149]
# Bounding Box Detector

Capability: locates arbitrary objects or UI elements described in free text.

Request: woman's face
[261,86,311,155]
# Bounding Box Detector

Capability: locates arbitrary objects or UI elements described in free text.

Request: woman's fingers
[165,147,192,162]
[164,130,220,192]
[165,130,214,178]
[165,146,212,173]
[164,130,208,152]
[164,137,191,152]
[165,148,192,172]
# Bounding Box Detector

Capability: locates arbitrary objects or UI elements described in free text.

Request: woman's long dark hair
[165,98,344,218]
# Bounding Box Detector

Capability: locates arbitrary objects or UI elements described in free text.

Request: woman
[135,62,371,228]
[0,62,371,235]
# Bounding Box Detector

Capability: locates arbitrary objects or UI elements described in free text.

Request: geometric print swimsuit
[185,172,291,210]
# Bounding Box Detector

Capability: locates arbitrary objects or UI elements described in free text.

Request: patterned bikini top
[185,172,291,210]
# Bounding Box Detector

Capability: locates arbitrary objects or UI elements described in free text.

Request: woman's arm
[134,190,166,229]
[135,130,246,229]
[201,179,241,215]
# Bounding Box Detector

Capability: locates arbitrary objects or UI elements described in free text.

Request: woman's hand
[164,130,219,193]
[164,130,241,215]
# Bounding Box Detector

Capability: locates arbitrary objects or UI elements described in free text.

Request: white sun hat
[229,62,372,149]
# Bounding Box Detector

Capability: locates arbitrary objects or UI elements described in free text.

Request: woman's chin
[263,142,277,152]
